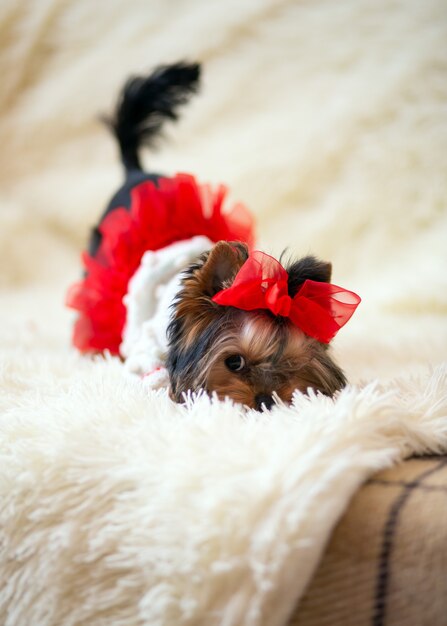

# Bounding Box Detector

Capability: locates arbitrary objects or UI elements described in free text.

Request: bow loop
[212,251,361,343]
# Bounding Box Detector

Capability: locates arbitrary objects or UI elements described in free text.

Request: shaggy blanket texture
[1,1,446,625]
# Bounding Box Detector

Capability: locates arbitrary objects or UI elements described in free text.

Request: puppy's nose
[255,394,275,411]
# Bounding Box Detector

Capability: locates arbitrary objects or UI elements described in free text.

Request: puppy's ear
[286,255,332,297]
[182,240,248,300]
[170,241,248,336]
[195,241,249,297]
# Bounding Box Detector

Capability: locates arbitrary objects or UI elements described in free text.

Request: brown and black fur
[167,242,347,410]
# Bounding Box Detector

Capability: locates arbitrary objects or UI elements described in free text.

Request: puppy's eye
[225,355,246,372]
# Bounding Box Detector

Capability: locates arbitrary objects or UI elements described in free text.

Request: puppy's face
[167,242,346,410]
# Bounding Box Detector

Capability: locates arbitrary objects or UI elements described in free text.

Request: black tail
[107,61,201,172]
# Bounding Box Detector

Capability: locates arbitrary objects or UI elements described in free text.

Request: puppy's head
[166,241,347,410]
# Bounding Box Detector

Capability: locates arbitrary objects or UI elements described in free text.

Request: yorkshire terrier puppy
[67,61,360,411]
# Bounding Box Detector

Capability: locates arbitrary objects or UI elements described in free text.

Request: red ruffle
[66,173,255,354]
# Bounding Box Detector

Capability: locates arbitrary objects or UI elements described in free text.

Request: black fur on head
[285,255,332,296]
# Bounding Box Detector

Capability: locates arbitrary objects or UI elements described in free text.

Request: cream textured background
[1,1,446,625]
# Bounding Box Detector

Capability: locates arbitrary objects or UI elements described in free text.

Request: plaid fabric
[289,456,447,626]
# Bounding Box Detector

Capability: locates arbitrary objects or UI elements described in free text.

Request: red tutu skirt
[66,173,255,355]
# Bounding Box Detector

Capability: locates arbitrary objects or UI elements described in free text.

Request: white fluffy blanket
[1,1,446,625]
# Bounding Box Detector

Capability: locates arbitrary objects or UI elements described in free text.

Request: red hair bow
[212,251,361,343]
